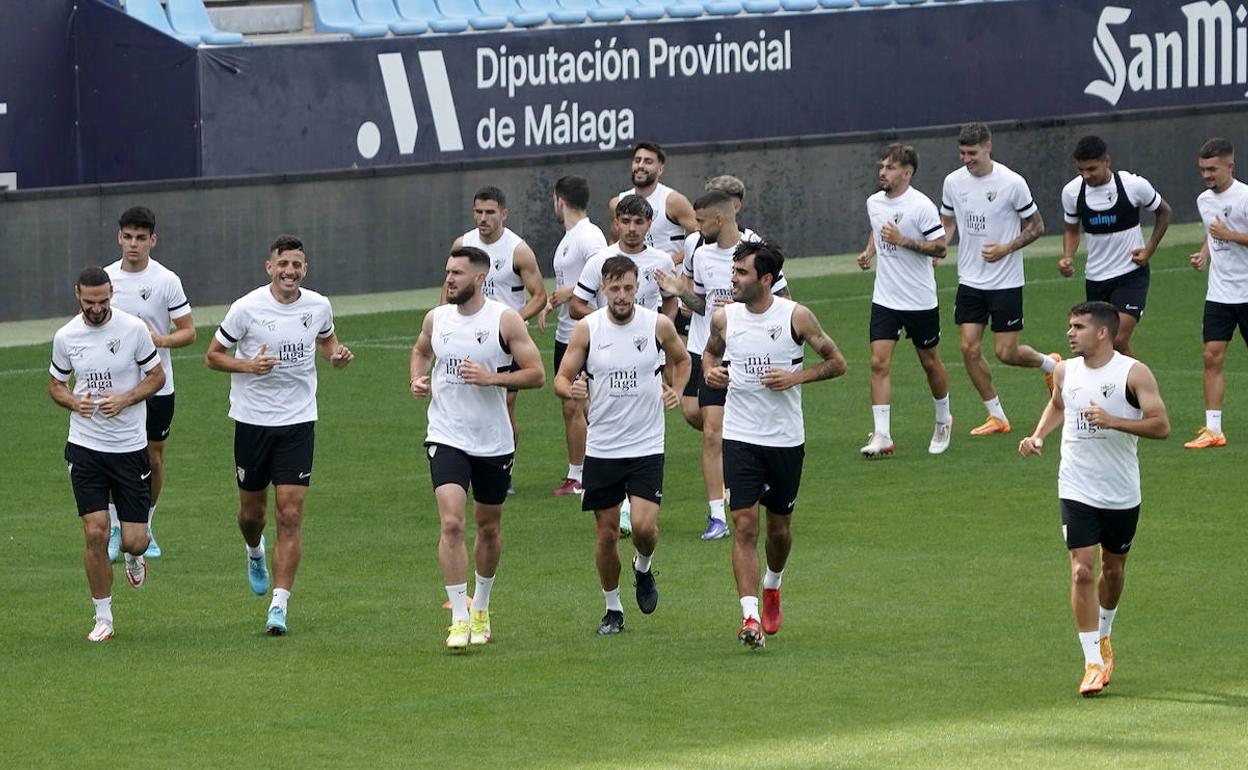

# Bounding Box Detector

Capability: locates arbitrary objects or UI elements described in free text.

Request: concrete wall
[3,105,1242,322]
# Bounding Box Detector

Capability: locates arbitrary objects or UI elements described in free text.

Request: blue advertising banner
[198,0,1248,177]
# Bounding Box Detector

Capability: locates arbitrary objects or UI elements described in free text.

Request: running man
[607,141,697,259]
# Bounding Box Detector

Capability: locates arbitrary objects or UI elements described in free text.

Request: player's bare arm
[656,314,691,405]
[1208,215,1248,245]
[655,268,705,315]
[667,192,698,245]
[762,305,848,391]
[317,333,354,369]
[154,314,197,349]
[483,309,545,391]
[882,221,947,259]
[701,308,729,388]
[206,338,278,375]
[1019,363,1067,455]
[553,320,590,400]
[514,243,548,321]
[1059,222,1081,277]
[97,365,166,417]
[1082,363,1170,439]
[856,232,877,270]
[1131,197,1171,265]
[409,310,435,398]
[49,377,97,418]
[984,210,1045,263]
[1190,240,1211,270]
[941,214,958,246]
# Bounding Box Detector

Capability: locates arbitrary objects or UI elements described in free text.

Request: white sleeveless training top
[462,227,527,312]
[426,300,515,457]
[584,306,664,459]
[1059,352,1142,509]
[722,297,805,448]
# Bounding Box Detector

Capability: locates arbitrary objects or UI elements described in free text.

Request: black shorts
[692,351,727,408]
[723,439,804,515]
[1085,264,1149,320]
[1202,300,1248,343]
[1060,498,1139,554]
[869,303,941,349]
[684,352,702,398]
[146,393,175,442]
[954,285,1025,333]
[234,421,315,491]
[674,308,691,337]
[65,442,151,522]
[581,454,664,511]
[426,442,514,506]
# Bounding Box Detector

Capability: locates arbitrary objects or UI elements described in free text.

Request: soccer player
[1187,137,1248,449]
[49,267,165,642]
[555,255,690,635]
[1019,301,1170,696]
[857,144,953,457]
[940,124,1059,435]
[410,247,545,649]
[205,235,354,636]
[544,176,608,497]
[1059,135,1171,356]
[607,141,697,259]
[444,186,547,489]
[655,191,789,540]
[104,206,196,560]
[570,194,677,321]
[702,241,848,648]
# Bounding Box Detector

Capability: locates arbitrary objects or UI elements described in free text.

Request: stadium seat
[562,0,628,22]
[477,0,549,26]
[312,0,389,36]
[894,0,928,5]
[855,0,892,6]
[779,0,818,10]
[167,0,246,44]
[817,0,853,7]
[742,0,780,12]
[435,0,509,28]
[125,0,201,45]
[600,0,664,20]
[355,0,428,33]
[517,0,583,24]
[703,0,741,15]
[395,0,469,32]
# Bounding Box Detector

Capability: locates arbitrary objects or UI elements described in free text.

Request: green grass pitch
[3,231,1246,768]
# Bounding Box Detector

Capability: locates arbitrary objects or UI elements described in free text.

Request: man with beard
[607,142,697,260]
[410,247,545,649]
[49,266,165,641]
[205,235,355,636]
[555,255,690,635]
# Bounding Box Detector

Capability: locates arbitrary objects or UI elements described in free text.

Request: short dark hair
[118,206,156,232]
[76,266,111,288]
[633,142,666,164]
[615,194,653,221]
[1200,137,1234,160]
[555,176,590,210]
[602,255,638,283]
[733,240,784,285]
[693,190,735,212]
[474,186,507,207]
[450,245,491,271]
[1070,300,1120,338]
[270,234,304,255]
[881,143,919,173]
[958,123,991,146]
[1073,135,1109,162]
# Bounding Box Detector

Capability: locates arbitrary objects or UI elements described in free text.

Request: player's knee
[869,355,891,377]
[83,518,110,548]
[959,337,982,359]
[120,530,149,555]
[476,519,501,545]
[1203,347,1225,369]
[993,340,1018,363]
[1101,561,1125,585]
[731,513,758,541]
[1070,560,1095,585]
[596,518,620,546]
[440,517,466,542]
[702,423,722,445]
[274,504,303,529]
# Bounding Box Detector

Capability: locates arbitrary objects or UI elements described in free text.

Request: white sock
[270,587,290,612]
[567,464,583,482]
[92,596,113,623]
[604,587,623,612]
[634,551,652,574]
[1207,410,1223,434]
[446,583,469,623]
[1098,605,1117,639]
[147,504,156,529]
[984,397,1007,421]
[741,596,760,621]
[763,568,783,590]
[108,504,119,529]
[620,496,632,516]
[472,572,495,613]
[1040,353,1057,373]
[872,404,891,437]
[1079,630,1103,666]
[708,498,726,523]
[934,395,952,424]
[246,540,264,559]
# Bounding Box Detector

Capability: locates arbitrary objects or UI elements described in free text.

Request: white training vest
[585,306,664,459]
[619,183,686,255]
[1059,352,1142,509]
[462,227,527,312]
[722,297,805,448]
[426,300,515,457]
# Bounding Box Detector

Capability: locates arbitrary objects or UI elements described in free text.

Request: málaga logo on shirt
[106,338,120,354]
[140,285,153,300]
[985,191,997,202]
[1100,383,1116,398]
[632,334,648,352]
[300,312,313,329]
[474,329,489,344]
[766,324,783,341]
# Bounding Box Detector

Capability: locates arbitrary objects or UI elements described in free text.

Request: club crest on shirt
[475,329,490,344]
[493,257,505,271]
[1224,206,1233,218]
[766,324,783,341]
[985,190,997,202]
[632,335,648,352]
[140,285,153,301]
[1100,383,1115,398]
[300,312,313,329]
[106,338,120,354]
[893,212,904,224]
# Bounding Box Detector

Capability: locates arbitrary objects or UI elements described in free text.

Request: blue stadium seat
[395,0,469,31]
[125,0,201,45]
[481,0,549,26]
[560,0,627,22]
[633,0,701,17]
[355,0,428,33]
[817,0,853,7]
[855,0,892,6]
[312,0,389,36]
[167,0,246,44]
[441,0,516,28]
[703,0,741,15]
[742,0,780,12]
[894,0,928,5]
[780,0,817,10]
[600,0,663,20]
[517,0,583,24]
